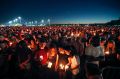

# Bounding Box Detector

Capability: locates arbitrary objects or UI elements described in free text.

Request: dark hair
[16,40,27,48]
[49,41,57,49]
[91,36,100,47]
[38,37,47,43]
[64,45,77,56]
[86,63,102,76]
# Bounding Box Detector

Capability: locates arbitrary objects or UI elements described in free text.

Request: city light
[18,17,21,19]
[8,21,12,24]
[6,17,50,26]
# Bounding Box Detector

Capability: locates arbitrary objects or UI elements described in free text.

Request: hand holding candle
[105,51,109,55]
[65,65,69,71]
[10,42,13,46]
[28,45,31,49]
[40,55,43,61]
[60,64,64,70]
[47,62,52,68]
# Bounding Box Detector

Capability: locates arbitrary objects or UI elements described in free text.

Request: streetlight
[18,17,22,24]
[15,19,18,23]
[41,19,44,23]
[48,19,50,26]
[35,21,37,26]
[41,19,44,26]
[8,21,12,26]
[8,21,12,24]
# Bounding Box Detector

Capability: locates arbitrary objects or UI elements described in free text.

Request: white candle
[10,42,13,46]
[65,65,69,71]
[47,62,52,68]
[105,51,109,55]
[40,56,43,60]
[60,64,64,70]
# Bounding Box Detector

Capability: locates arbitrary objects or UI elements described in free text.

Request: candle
[93,32,96,36]
[71,33,74,36]
[105,51,109,55]
[47,62,52,68]
[40,55,43,61]
[102,29,104,32]
[60,64,64,70]
[28,45,31,49]
[65,65,69,71]
[10,42,13,46]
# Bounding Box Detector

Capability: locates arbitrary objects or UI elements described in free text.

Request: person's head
[49,43,57,56]
[16,40,28,49]
[117,35,120,41]
[38,37,47,49]
[107,40,115,48]
[58,44,65,54]
[100,37,106,46]
[0,40,9,50]
[91,36,100,47]
[0,35,5,41]
[64,45,71,55]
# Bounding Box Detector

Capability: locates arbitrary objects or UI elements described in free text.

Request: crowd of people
[0,26,120,79]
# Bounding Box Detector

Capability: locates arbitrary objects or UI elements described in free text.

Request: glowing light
[15,19,18,21]
[28,45,31,49]
[47,62,52,68]
[71,32,74,36]
[60,64,64,70]
[65,65,69,71]
[18,17,21,19]
[102,29,104,32]
[105,51,109,55]
[9,21,12,24]
[41,19,44,23]
[93,32,96,36]
[40,55,43,61]
[10,42,13,46]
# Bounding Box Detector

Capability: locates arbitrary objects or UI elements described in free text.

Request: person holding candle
[104,40,116,66]
[85,36,105,66]
[34,37,48,67]
[65,45,80,79]
[47,42,58,70]
[14,40,33,79]
[34,37,49,79]
[57,44,70,79]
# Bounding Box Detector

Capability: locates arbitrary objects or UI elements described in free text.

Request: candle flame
[105,51,109,55]
[60,64,64,70]
[40,56,43,60]
[65,65,69,70]
[10,42,13,46]
[48,62,52,68]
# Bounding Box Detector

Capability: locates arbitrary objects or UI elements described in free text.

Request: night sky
[0,0,120,24]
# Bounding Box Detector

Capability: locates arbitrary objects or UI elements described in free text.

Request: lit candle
[93,32,96,36]
[65,65,69,71]
[40,55,43,61]
[47,62,52,68]
[71,33,74,36]
[60,64,64,70]
[102,29,104,32]
[105,51,109,55]
[77,34,80,37]
[10,42,13,46]
[28,45,31,49]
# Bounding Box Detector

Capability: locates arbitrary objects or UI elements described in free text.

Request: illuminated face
[118,36,120,41]
[39,42,46,49]
[50,48,57,56]
[108,43,113,48]
[58,48,65,54]
[64,50,70,55]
